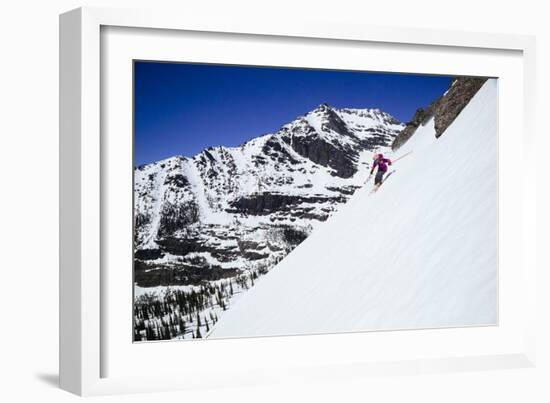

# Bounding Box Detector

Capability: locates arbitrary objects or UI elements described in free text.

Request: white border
[103,26,519,378]
[59,7,537,396]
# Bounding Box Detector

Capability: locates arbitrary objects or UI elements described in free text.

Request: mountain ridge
[134,103,404,288]
[136,104,402,169]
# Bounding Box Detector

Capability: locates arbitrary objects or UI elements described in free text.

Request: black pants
[374,170,386,185]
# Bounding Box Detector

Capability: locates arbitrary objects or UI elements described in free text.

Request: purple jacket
[371,157,391,173]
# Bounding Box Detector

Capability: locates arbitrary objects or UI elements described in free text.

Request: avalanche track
[209,79,498,339]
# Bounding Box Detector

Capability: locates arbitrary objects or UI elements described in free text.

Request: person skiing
[369,153,392,187]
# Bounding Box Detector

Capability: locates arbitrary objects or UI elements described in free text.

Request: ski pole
[392,150,413,164]
[364,173,373,185]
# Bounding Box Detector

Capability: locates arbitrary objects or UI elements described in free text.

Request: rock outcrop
[392,76,488,150]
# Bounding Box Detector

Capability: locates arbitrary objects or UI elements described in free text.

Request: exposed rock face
[228,192,346,220]
[391,107,431,150]
[392,76,488,150]
[290,133,358,178]
[433,77,488,138]
[134,104,404,287]
[157,201,200,237]
[287,105,358,178]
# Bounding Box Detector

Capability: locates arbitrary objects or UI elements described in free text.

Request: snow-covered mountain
[134,104,404,288]
[209,79,498,338]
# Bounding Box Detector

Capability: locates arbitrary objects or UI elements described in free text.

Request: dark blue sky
[134,62,452,165]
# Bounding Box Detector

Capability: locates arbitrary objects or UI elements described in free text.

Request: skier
[369,153,392,189]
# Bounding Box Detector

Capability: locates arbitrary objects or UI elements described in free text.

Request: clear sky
[134,61,452,166]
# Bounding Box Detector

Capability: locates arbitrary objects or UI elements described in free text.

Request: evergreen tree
[196,313,202,327]
[178,317,186,336]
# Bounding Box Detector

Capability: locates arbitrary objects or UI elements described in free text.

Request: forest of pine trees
[133,262,274,341]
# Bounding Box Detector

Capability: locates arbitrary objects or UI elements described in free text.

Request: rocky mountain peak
[315,102,332,112]
[134,104,403,288]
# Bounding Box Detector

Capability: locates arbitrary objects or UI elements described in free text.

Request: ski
[381,169,396,184]
[370,170,396,194]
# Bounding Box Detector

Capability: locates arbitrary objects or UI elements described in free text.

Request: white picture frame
[59,6,537,396]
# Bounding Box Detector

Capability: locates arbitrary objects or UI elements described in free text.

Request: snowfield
[210,79,498,338]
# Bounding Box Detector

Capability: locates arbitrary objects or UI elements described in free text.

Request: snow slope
[210,79,498,338]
